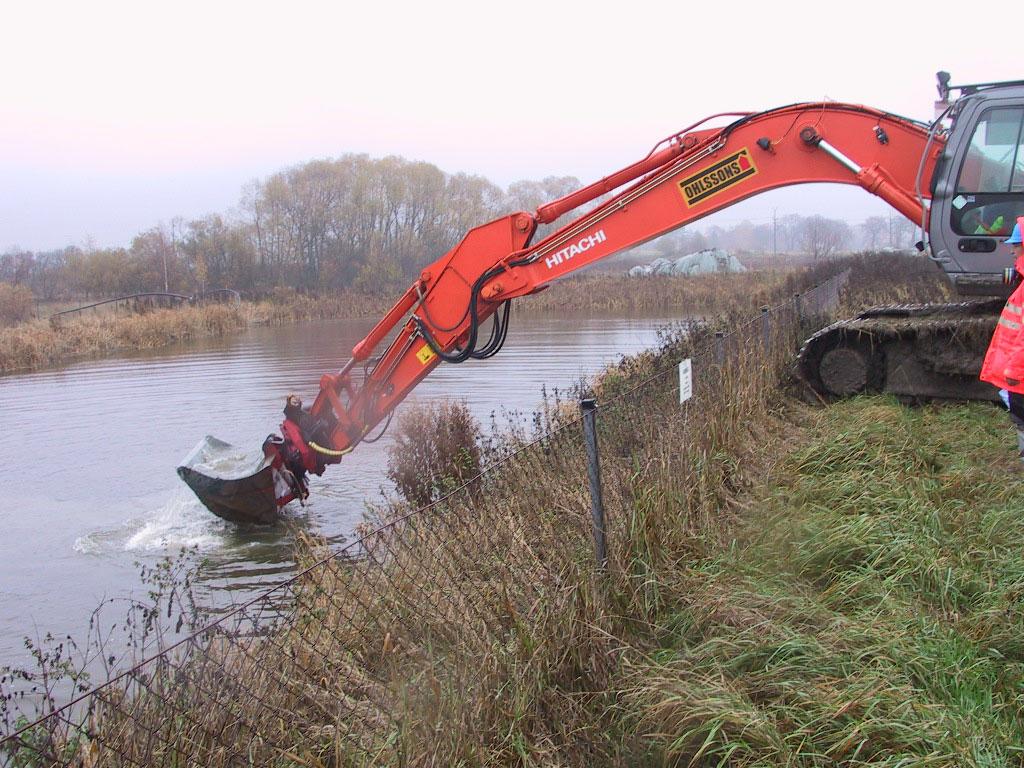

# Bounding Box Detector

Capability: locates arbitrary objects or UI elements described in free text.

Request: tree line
[1,153,919,304]
[648,212,917,262]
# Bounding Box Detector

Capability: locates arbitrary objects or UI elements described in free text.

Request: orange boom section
[304,104,939,464]
[182,102,942,515]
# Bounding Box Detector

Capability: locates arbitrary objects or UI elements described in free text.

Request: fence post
[761,306,771,349]
[715,331,725,366]
[580,398,607,569]
[793,292,802,325]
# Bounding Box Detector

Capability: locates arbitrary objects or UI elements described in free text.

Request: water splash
[74,492,228,555]
[123,493,227,552]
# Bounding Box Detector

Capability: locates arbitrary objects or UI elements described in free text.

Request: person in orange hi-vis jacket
[980,216,1024,465]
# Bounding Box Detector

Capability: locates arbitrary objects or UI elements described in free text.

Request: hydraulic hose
[414,265,510,364]
[472,299,511,360]
[308,442,353,457]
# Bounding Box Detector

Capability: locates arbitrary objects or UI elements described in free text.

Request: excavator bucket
[177,436,282,525]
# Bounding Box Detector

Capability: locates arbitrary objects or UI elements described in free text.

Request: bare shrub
[386,400,482,507]
[0,282,33,326]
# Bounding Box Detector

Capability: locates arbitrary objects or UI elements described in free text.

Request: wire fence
[0,271,848,767]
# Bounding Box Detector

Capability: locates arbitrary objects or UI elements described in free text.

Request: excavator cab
[928,76,1024,295]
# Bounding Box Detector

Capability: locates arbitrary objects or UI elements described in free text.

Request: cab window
[951,106,1024,236]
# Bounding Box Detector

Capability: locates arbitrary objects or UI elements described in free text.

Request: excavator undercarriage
[798,299,1003,402]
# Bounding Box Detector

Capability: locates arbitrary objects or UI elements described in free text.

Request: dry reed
[0,305,249,374]
[0,292,391,375]
[0,257,909,376]
[517,269,799,315]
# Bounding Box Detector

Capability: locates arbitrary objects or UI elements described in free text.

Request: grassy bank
[626,396,1024,764]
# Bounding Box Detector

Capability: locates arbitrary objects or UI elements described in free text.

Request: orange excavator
[179,72,1024,524]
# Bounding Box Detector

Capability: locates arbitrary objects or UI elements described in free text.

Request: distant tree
[506,176,587,241]
[860,216,888,251]
[776,214,805,253]
[131,226,178,292]
[239,154,507,292]
[505,176,580,213]
[887,214,917,249]
[180,215,258,292]
[81,248,135,297]
[23,248,70,301]
[0,250,32,285]
[0,282,34,325]
[720,220,771,252]
[799,215,851,259]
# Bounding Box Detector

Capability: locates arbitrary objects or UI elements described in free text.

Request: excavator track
[797,299,1004,402]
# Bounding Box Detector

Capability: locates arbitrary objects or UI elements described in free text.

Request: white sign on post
[679,358,692,403]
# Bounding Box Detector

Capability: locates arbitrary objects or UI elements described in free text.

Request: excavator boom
[179,85,1024,523]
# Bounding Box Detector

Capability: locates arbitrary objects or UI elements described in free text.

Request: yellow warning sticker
[416,344,437,365]
[678,148,758,207]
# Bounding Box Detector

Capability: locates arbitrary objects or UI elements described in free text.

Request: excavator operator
[980,217,1024,467]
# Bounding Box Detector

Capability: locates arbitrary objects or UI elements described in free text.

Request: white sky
[1,0,1018,251]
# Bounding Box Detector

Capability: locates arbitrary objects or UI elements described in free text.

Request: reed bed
[0,293,390,374]
[0,254,922,375]
[247,290,390,324]
[0,305,249,374]
[516,269,800,315]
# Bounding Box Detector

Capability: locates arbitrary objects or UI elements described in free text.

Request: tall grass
[622,398,1024,765]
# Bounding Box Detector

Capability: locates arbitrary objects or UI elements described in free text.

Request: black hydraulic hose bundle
[351,266,513,452]
[473,299,511,359]
[414,265,513,364]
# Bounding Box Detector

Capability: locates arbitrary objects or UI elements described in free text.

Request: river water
[0,313,674,667]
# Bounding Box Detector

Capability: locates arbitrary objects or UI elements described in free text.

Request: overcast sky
[1,0,1018,251]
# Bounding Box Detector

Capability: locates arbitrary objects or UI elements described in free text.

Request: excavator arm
[179,102,945,520]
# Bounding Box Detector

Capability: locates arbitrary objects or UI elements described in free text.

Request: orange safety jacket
[981,250,1024,393]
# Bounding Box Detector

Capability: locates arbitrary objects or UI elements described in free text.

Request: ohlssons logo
[678,149,758,207]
